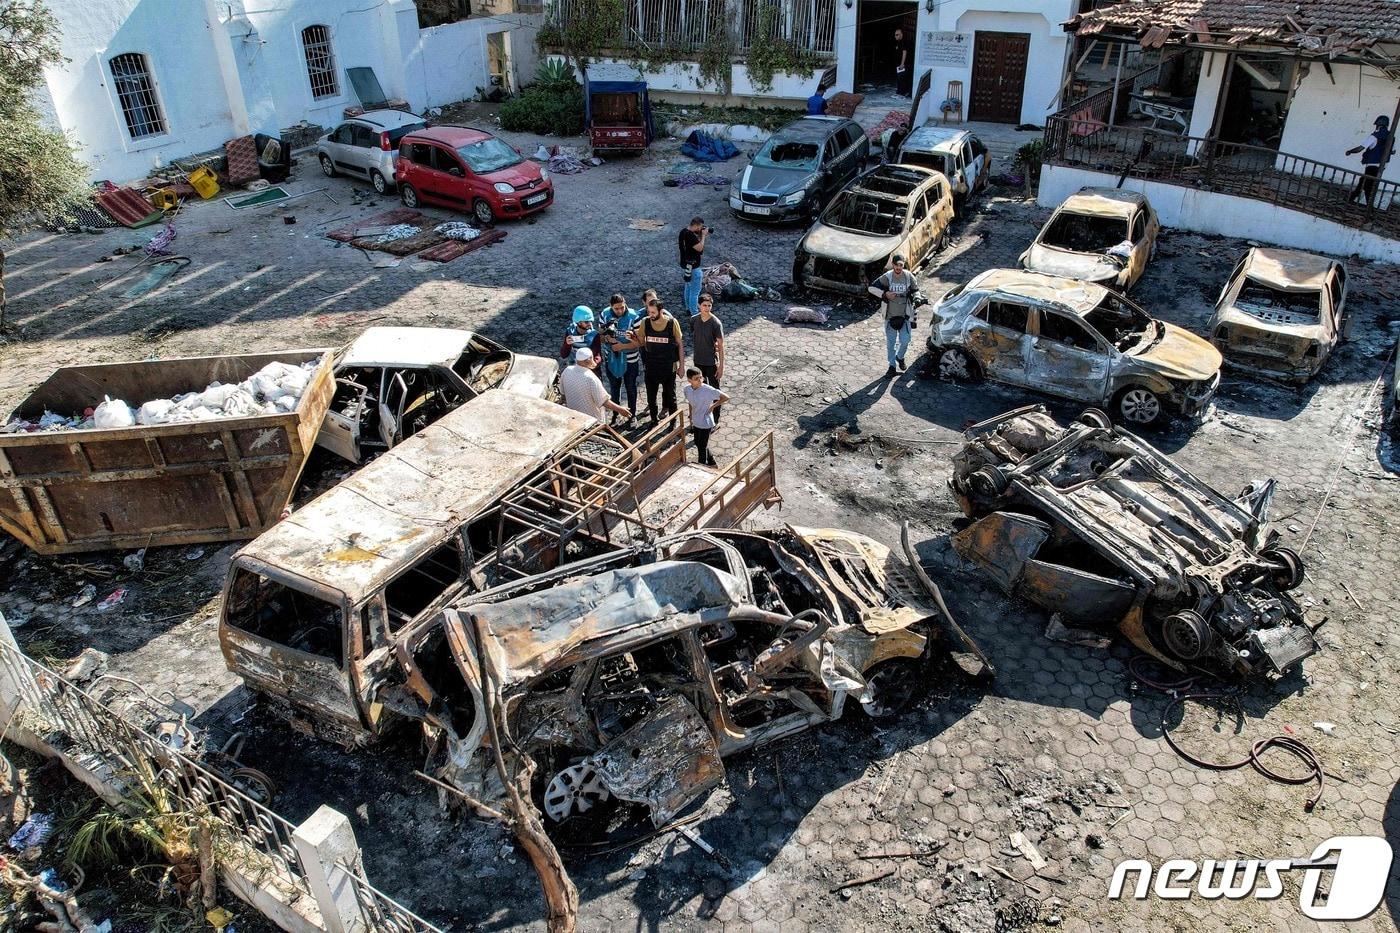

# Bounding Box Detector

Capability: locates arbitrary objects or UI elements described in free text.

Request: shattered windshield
[900,152,952,175]
[753,137,820,171]
[1085,294,1154,351]
[1236,279,1322,319]
[821,192,906,236]
[457,138,522,174]
[1042,211,1129,253]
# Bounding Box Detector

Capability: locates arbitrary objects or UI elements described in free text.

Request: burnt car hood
[1130,322,1222,382]
[740,164,811,196]
[1023,244,1122,283]
[499,354,557,399]
[802,224,900,265]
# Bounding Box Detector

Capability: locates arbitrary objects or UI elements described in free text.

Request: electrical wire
[1161,692,1325,812]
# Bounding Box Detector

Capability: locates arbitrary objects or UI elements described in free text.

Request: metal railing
[666,430,780,534]
[1056,48,1185,126]
[0,640,445,933]
[1042,118,1400,238]
[545,0,835,57]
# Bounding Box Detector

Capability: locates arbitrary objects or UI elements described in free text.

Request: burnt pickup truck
[947,405,1318,681]
[219,391,781,746]
[396,525,988,834]
[317,326,555,464]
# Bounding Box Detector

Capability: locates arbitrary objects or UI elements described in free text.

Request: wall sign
[919,31,970,68]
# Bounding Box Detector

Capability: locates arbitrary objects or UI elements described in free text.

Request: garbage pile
[2,360,318,433]
[374,224,421,244]
[435,222,482,242]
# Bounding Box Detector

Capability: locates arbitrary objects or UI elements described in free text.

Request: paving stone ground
[1,111,1397,931]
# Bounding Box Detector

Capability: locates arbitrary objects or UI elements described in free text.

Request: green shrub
[499,84,586,135]
[1014,139,1045,182]
[535,58,577,91]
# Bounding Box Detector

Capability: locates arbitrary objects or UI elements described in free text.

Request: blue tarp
[680,130,739,162]
[584,80,654,145]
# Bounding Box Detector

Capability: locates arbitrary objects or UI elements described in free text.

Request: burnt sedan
[1020,187,1159,292]
[1208,247,1351,384]
[948,406,1318,681]
[926,269,1221,427]
[401,526,988,833]
[793,164,954,295]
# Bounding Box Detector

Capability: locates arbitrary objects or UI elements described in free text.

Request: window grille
[302,25,340,99]
[109,53,167,139]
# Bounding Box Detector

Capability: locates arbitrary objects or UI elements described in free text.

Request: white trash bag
[93,397,134,429]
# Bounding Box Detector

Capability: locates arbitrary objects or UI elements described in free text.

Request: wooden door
[969,31,1030,124]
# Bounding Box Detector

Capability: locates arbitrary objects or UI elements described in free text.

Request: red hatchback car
[395,126,553,224]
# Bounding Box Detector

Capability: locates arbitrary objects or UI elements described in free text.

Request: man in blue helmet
[560,305,596,364]
[1347,114,1391,206]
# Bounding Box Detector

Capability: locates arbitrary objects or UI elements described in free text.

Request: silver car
[317,110,428,194]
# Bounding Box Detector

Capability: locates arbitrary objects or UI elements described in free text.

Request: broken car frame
[947,405,1318,680]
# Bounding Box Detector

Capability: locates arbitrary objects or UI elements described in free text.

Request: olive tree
[0,0,89,333]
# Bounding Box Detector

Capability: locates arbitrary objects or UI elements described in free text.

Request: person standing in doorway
[690,292,725,423]
[868,254,923,377]
[679,217,709,314]
[893,26,914,98]
[627,298,685,422]
[684,367,728,467]
[1347,115,1391,206]
[559,348,632,423]
[595,292,641,422]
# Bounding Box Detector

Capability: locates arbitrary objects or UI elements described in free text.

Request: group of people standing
[557,217,730,467]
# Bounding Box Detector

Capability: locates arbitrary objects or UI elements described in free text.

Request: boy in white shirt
[683,367,728,467]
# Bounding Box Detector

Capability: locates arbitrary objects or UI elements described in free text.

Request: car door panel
[346,124,376,175]
[432,148,470,204]
[1028,311,1112,401]
[378,371,409,449]
[967,301,1031,384]
[589,694,725,826]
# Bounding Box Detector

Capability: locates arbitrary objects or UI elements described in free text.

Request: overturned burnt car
[948,406,1318,680]
[397,526,987,832]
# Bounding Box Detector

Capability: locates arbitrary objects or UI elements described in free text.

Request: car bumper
[730,195,808,223]
[496,186,554,217]
[1212,337,1326,384]
[1170,371,1221,417]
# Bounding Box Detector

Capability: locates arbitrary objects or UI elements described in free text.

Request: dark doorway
[1217,55,1298,149]
[969,30,1030,123]
[855,0,918,91]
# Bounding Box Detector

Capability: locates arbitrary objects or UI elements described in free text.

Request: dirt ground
[1,106,1398,932]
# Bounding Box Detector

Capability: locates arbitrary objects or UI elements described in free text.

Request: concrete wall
[405,13,544,107]
[1280,62,1400,184]
[40,0,241,181]
[1039,163,1400,263]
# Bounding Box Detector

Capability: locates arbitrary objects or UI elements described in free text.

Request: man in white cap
[559,347,632,423]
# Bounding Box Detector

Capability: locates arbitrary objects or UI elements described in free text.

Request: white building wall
[1040,164,1400,264]
[1279,62,1400,183]
[40,0,241,182]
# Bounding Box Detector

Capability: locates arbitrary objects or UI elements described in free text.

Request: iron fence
[545,0,835,57]
[0,640,445,933]
[1042,118,1400,238]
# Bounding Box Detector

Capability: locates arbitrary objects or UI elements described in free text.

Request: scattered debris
[435,221,482,241]
[122,548,146,572]
[7,812,54,850]
[1313,721,1336,735]
[783,305,829,325]
[830,866,896,894]
[62,647,107,682]
[71,584,97,608]
[1044,614,1112,650]
[1009,831,1047,871]
[96,587,127,611]
[628,218,667,231]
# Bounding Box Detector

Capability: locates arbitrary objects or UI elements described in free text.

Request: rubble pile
[2,360,317,434]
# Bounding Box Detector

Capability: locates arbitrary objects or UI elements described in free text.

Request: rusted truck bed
[0,349,334,554]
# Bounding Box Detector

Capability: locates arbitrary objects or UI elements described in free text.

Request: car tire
[935,346,982,383]
[1262,545,1304,591]
[319,155,336,178]
[532,748,617,834]
[857,657,924,721]
[400,183,420,208]
[1114,385,1162,427]
[370,170,390,194]
[473,198,496,225]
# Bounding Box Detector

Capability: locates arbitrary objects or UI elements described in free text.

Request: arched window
[301,25,340,99]
[108,53,167,139]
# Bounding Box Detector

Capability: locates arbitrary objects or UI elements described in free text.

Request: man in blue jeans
[867,255,924,377]
[679,216,708,314]
[594,292,640,422]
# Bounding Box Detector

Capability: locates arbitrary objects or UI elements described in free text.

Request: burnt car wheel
[860,657,923,720]
[1160,609,1213,661]
[1114,386,1162,426]
[936,347,982,383]
[1262,545,1304,591]
[540,759,613,824]
[1076,408,1112,429]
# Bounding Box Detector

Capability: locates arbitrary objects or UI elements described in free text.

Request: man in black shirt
[679,217,708,315]
[623,298,686,422]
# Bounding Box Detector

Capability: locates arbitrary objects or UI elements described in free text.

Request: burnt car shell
[407,526,979,830]
[1207,248,1349,384]
[947,405,1317,680]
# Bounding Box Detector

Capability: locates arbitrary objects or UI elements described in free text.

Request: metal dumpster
[0,349,335,555]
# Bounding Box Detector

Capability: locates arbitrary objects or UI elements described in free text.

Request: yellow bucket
[187,166,219,199]
[151,187,179,211]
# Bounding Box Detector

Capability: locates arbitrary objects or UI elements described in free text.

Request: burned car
[948,405,1318,680]
[1208,248,1351,384]
[1020,187,1159,291]
[792,163,954,294]
[927,269,1221,426]
[317,326,556,463]
[895,125,989,215]
[401,526,986,832]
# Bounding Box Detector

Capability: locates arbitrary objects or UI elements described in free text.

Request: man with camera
[868,255,925,378]
[679,217,709,315]
[594,292,641,422]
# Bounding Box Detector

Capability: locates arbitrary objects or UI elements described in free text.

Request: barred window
[109,53,167,139]
[301,25,340,99]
